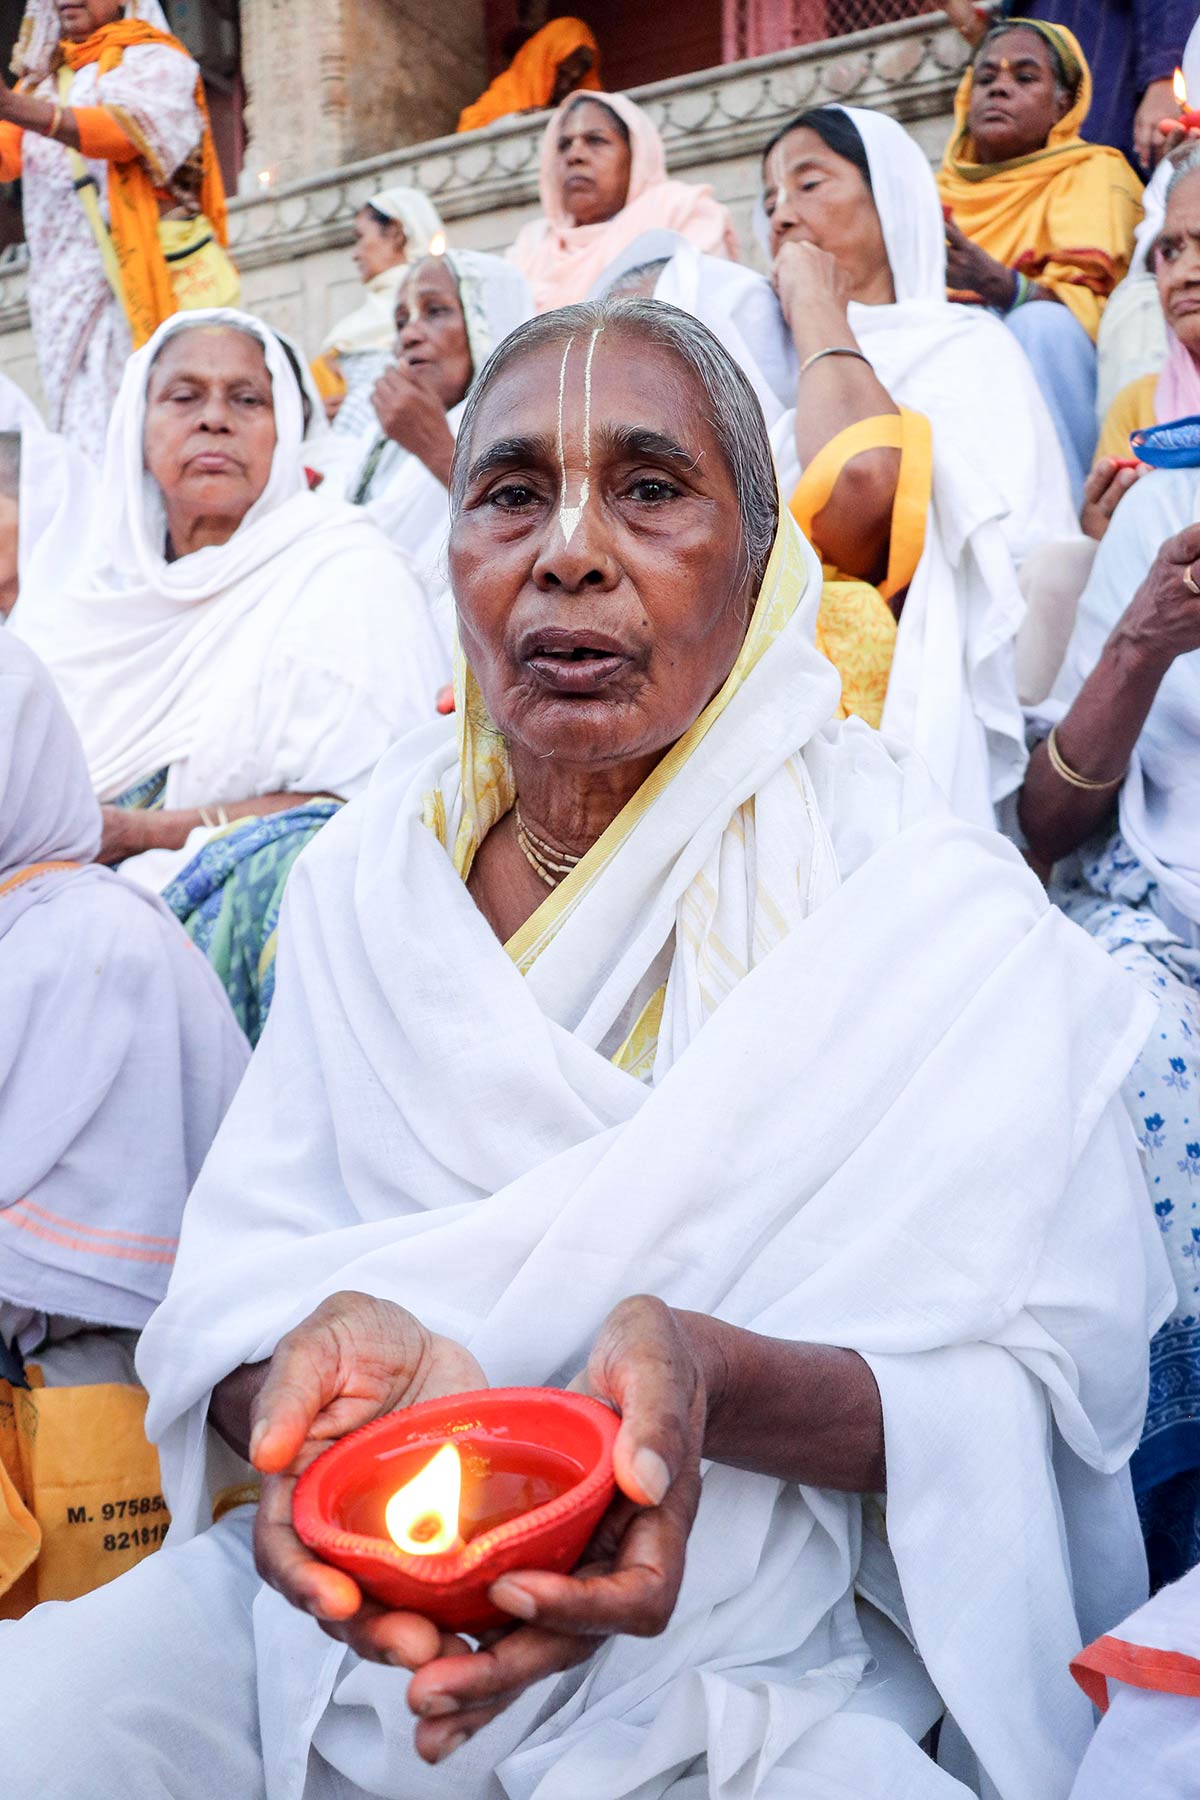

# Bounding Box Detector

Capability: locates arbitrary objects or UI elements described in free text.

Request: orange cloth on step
[458,17,601,134]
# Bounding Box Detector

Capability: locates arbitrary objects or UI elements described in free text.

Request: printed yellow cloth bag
[0,1369,169,1619]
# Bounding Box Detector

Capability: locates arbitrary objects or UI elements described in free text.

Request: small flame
[429,230,447,257]
[256,167,275,190]
[384,1443,462,1556]
[1175,66,1188,109]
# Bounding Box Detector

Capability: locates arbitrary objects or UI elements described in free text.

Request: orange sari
[61,21,229,350]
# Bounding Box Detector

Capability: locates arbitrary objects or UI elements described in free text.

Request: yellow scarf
[936,22,1142,340]
[62,21,229,350]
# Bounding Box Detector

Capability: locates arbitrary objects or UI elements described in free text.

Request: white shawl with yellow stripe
[140,512,1169,1800]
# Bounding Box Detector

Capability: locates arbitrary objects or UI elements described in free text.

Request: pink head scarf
[507,90,739,311]
[1154,331,1200,423]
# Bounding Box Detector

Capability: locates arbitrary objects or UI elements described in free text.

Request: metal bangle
[1045,725,1125,793]
[798,346,870,377]
[47,104,62,142]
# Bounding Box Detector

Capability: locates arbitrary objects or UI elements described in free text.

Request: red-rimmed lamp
[292,1386,619,1636]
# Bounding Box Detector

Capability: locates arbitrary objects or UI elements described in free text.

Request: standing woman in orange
[0,1,234,464]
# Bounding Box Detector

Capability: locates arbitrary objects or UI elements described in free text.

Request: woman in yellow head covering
[937,19,1143,502]
[457,16,601,134]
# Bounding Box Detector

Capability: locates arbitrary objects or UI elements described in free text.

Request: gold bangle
[798,345,870,377]
[198,804,231,830]
[47,104,62,142]
[1045,725,1125,792]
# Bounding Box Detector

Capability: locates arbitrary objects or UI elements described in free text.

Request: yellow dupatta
[422,499,810,951]
[936,22,1142,341]
[61,21,230,350]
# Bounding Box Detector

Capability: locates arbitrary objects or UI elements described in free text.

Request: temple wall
[0,10,969,401]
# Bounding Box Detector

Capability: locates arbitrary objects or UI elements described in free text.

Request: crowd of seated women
[3,12,1200,1796]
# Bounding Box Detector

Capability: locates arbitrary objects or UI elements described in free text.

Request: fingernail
[490,1578,537,1620]
[435,1731,468,1763]
[419,1692,459,1718]
[632,1447,670,1506]
[248,1421,267,1462]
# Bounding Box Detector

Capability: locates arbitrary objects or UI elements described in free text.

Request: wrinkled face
[1157,171,1200,355]
[554,100,633,228]
[394,258,473,411]
[762,127,893,302]
[143,328,277,530]
[352,208,406,283]
[967,29,1072,164]
[57,0,123,39]
[448,329,753,773]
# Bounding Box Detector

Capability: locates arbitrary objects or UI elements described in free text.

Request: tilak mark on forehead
[556,325,603,546]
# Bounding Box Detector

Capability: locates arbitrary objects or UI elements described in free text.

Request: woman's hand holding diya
[241,1284,883,1766]
[226,1292,485,1665]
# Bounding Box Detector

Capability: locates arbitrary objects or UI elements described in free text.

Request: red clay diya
[292,1386,619,1635]
[1164,68,1200,134]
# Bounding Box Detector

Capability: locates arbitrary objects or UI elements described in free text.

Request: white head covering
[15,306,437,801]
[348,250,534,602]
[319,187,448,361]
[12,0,171,83]
[0,629,247,1334]
[0,373,98,623]
[766,105,1077,822]
[363,186,444,261]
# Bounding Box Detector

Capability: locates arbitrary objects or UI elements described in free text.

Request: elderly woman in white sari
[15,306,444,1038]
[761,105,1078,824]
[0,627,246,1383]
[1020,466,1200,1589]
[0,299,1171,1799]
[342,249,532,648]
[310,186,446,438]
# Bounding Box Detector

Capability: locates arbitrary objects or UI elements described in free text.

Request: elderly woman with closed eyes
[0,299,1169,1800]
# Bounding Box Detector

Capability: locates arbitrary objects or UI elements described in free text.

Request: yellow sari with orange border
[936,22,1142,343]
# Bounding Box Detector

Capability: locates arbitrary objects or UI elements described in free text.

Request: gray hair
[449,297,778,591]
[1167,143,1200,202]
[976,22,1076,107]
[604,258,671,300]
[0,431,21,502]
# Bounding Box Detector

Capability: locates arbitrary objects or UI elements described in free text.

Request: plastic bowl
[1130,415,1200,469]
[292,1386,619,1635]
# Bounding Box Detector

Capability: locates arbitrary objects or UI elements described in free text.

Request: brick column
[239,0,488,191]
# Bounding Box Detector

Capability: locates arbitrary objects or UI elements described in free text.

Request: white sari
[0,371,98,626]
[0,630,247,1345]
[139,511,1169,1800]
[767,107,1077,825]
[341,251,534,614]
[14,310,445,853]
